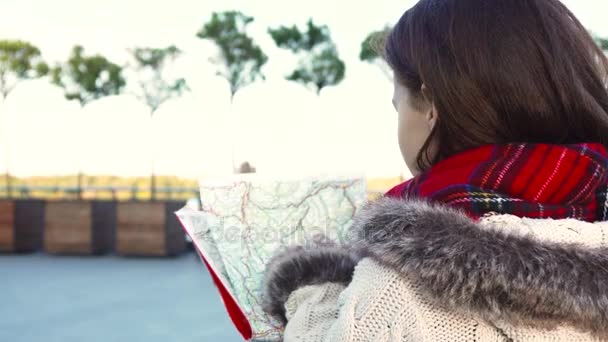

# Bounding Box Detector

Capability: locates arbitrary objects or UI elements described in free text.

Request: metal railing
[0,185,199,200]
[1,186,387,201]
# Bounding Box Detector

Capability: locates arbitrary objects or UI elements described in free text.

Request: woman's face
[393,79,437,176]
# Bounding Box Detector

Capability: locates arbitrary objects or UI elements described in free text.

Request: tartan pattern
[386,143,608,221]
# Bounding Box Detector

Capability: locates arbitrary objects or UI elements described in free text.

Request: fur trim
[350,197,608,336]
[261,238,360,324]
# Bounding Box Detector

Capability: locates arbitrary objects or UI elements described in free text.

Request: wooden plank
[117,225,164,240]
[45,241,91,254]
[116,201,186,256]
[44,201,92,255]
[116,226,164,242]
[0,223,14,252]
[0,201,14,224]
[118,223,164,234]
[117,202,165,225]
[116,225,166,255]
[45,222,92,243]
[45,201,91,224]
[116,202,166,256]
[45,228,92,254]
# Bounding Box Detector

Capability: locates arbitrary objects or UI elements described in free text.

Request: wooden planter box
[116,201,186,256]
[0,199,44,253]
[44,201,116,255]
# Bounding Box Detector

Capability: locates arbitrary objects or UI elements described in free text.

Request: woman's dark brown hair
[384,0,608,170]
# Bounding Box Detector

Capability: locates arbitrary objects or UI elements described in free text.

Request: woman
[262,0,608,340]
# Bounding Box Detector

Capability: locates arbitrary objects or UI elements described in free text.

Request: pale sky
[1,0,607,179]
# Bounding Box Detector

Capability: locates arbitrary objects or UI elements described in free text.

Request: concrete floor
[0,252,243,342]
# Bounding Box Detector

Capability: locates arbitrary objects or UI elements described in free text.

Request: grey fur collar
[350,197,608,336]
[262,239,360,325]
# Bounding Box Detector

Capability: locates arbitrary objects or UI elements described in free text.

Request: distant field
[0,175,405,201]
[0,175,198,201]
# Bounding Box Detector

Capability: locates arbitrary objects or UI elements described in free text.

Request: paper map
[177,176,367,341]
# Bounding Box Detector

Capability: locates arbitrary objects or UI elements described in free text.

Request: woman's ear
[421,84,438,130]
[426,104,438,130]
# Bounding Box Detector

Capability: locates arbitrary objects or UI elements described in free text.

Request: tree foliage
[197,11,268,100]
[359,28,390,63]
[0,40,49,99]
[269,19,345,95]
[128,45,189,201]
[52,45,125,106]
[359,28,392,80]
[130,45,188,114]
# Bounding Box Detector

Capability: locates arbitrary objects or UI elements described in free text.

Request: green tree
[197,11,267,173]
[197,11,268,101]
[129,45,189,200]
[130,45,188,113]
[0,40,49,198]
[359,28,392,79]
[0,40,49,99]
[52,45,125,106]
[269,19,345,95]
[51,45,126,198]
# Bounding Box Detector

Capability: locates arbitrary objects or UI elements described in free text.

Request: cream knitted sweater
[262,198,608,341]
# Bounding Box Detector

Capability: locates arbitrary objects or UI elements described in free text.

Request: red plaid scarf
[386,143,608,221]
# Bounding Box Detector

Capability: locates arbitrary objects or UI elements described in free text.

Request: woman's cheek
[398,114,417,175]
